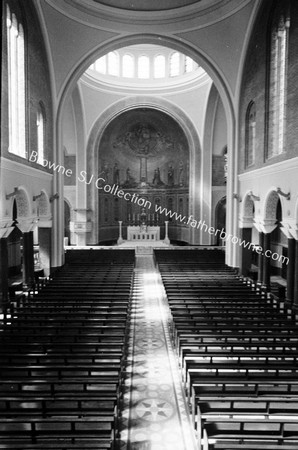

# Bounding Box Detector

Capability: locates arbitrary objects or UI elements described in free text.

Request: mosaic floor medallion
[135,398,174,422]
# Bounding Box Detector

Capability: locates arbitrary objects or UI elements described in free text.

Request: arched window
[268,12,290,158]
[122,54,134,78]
[185,56,194,73]
[170,52,180,77]
[271,198,282,244]
[107,52,119,76]
[95,56,106,74]
[6,4,26,158]
[138,56,150,79]
[37,104,45,164]
[154,55,165,78]
[245,102,256,167]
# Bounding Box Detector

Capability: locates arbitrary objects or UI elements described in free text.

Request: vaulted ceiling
[35,0,261,108]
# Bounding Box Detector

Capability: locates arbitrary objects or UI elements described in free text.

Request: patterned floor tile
[120,255,197,450]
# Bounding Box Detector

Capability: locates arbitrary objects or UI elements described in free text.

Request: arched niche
[95,107,189,243]
[239,192,256,277]
[264,189,281,222]
[240,191,255,228]
[37,191,50,219]
[8,199,23,278]
[214,196,226,246]
[84,99,201,245]
[15,188,30,220]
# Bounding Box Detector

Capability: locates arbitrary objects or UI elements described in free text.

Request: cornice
[80,69,211,95]
[238,157,298,182]
[1,157,53,180]
[44,0,252,32]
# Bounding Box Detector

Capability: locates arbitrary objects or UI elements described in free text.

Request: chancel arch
[55,34,236,264]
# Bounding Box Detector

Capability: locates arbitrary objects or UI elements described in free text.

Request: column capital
[0,219,15,238]
[17,218,38,233]
[282,219,298,240]
[280,220,294,239]
[239,216,254,229]
[289,225,298,241]
[253,217,277,234]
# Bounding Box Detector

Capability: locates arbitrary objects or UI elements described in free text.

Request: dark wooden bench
[0,416,115,445]
[199,417,298,450]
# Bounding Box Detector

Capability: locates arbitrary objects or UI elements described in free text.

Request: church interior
[1,0,298,448]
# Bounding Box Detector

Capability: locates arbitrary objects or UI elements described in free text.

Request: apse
[96,107,190,244]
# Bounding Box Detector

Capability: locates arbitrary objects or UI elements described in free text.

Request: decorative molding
[33,192,43,201]
[1,157,53,180]
[70,221,92,233]
[248,191,260,201]
[6,187,20,200]
[16,219,38,233]
[0,220,15,238]
[276,187,290,200]
[50,193,59,202]
[233,193,241,201]
[51,0,251,29]
[239,157,298,181]
[254,218,277,235]
[238,216,254,229]
[280,224,292,239]
[38,219,53,228]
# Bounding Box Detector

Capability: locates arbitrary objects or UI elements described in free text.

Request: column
[239,228,252,277]
[164,221,170,245]
[262,232,271,289]
[0,238,9,311]
[117,221,124,244]
[39,228,51,277]
[286,238,296,305]
[257,232,264,284]
[23,231,34,288]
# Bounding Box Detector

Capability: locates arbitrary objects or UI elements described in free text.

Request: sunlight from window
[123,54,134,78]
[37,106,45,165]
[170,52,180,77]
[95,55,106,74]
[138,55,150,78]
[7,5,26,158]
[154,54,166,78]
[89,46,200,82]
[108,52,119,76]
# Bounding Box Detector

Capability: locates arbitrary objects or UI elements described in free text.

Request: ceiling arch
[57,33,235,134]
[92,0,200,11]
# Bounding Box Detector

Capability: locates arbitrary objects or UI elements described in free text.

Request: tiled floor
[120,254,197,450]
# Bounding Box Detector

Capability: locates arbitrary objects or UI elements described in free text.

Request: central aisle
[121,254,197,450]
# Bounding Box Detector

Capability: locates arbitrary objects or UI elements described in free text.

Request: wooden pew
[200,417,298,450]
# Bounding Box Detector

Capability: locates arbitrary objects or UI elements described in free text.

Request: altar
[127,225,160,241]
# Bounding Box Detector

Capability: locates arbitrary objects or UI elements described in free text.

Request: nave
[0,249,298,449]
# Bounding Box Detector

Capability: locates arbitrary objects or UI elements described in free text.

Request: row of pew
[155,249,298,450]
[0,250,135,449]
